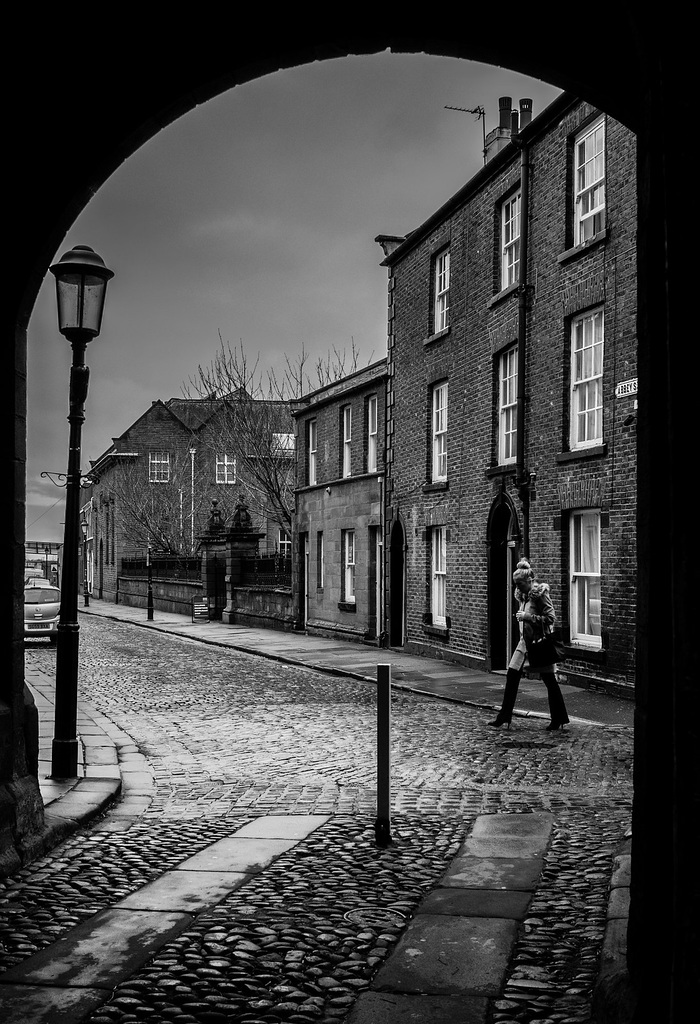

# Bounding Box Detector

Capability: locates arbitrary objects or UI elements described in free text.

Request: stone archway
[5,20,693,1020]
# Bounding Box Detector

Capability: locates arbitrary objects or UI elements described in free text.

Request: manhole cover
[344,908,406,929]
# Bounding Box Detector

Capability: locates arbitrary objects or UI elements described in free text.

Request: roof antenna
[445,104,486,165]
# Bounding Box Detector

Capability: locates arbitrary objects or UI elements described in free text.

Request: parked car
[24,585,61,643]
[25,576,51,588]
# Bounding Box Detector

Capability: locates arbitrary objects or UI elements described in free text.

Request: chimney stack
[519,98,533,129]
[499,96,512,130]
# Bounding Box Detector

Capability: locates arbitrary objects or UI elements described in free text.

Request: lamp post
[81,515,90,607]
[49,245,113,779]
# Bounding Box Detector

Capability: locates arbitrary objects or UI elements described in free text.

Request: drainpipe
[515,131,530,557]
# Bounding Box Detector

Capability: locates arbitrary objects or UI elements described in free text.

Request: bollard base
[374,817,393,848]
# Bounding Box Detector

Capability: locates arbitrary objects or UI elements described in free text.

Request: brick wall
[384,97,637,693]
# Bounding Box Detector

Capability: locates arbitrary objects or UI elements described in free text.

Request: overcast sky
[27,52,562,543]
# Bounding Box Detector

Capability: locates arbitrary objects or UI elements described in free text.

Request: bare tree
[185,336,373,531]
[105,452,219,555]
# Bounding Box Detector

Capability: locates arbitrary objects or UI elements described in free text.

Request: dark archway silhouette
[5,18,693,1022]
[389,518,406,647]
[487,493,520,671]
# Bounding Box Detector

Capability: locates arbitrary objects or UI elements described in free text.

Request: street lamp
[81,515,90,607]
[49,244,113,779]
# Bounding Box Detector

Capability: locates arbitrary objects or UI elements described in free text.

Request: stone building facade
[293,360,388,643]
[87,396,293,603]
[377,93,637,696]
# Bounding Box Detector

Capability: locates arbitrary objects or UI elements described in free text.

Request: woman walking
[489,559,570,731]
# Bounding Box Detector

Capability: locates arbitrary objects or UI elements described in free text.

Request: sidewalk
[12,601,633,1024]
[78,599,635,727]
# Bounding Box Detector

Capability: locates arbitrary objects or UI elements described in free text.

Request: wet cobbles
[10,618,635,1023]
[83,815,466,1024]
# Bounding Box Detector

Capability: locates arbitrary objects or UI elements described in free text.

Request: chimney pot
[511,110,519,135]
[499,96,512,130]
[519,98,533,128]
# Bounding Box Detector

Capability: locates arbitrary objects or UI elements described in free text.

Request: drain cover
[344,908,406,929]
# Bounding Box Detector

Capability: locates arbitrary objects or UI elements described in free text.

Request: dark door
[488,503,517,670]
[389,520,405,647]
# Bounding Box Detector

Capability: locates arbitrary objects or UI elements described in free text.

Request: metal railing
[120,555,201,581]
[240,553,292,587]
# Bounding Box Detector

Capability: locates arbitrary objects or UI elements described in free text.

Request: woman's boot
[541,672,570,730]
[489,668,521,728]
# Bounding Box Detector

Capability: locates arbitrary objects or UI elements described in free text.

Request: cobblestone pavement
[3,617,634,1023]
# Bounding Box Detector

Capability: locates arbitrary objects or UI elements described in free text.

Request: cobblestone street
[2,616,634,1023]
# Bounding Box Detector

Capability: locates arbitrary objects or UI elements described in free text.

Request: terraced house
[376,92,637,696]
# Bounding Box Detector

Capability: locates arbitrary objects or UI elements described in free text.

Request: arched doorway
[487,495,520,671]
[7,24,694,1021]
[389,518,405,647]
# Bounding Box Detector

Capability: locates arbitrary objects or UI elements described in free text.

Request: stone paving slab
[419,886,532,919]
[460,835,551,858]
[0,908,192,987]
[178,835,298,872]
[346,990,490,1024]
[115,868,250,911]
[441,855,545,890]
[471,811,553,839]
[233,813,329,839]
[371,914,518,996]
[0,984,110,1024]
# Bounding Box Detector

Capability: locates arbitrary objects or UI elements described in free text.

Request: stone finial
[231,494,252,530]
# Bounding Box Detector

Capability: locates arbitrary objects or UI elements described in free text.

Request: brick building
[377,93,637,695]
[87,395,293,602]
[293,360,388,642]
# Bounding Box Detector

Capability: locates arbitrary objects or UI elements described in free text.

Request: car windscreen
[24,589,60,604]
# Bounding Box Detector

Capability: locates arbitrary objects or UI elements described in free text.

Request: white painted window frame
[501,191,521,290]
[574,116,606,245]
[431,526,447,626]
[434,249,450,333]
[432,382,448,482]
[569,509,602,647]
[570,307,604,449]
[367,394,378,472]
[149,450,170,483]
[343,529,356,603]
[216,453,236,484]
[342,406,352,478]
[499,346,518,465]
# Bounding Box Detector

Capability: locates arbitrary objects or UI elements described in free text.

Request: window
[431,382,448,482]
[272,433,295,457]
[342,529,356,603]
[501,192,521,290]
[433,249,450,332]
[149,450,170,483]
[317,531,324,588]
[499,347,518,465]
[367,395,378,472]
[570,510,602,646]
[431,527,447,626]
[216,453,236,484]
[342,406,352,478]
[307,419,317,485]
[278,529,291,558]
[574,117,605,245]
[571,308,604,448]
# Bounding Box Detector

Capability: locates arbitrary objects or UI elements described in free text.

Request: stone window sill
[556,444,607,463]
[423,327,451,347]
[557,229,608,264]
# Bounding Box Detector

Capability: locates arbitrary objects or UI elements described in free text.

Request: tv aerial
[445,104,486,164]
